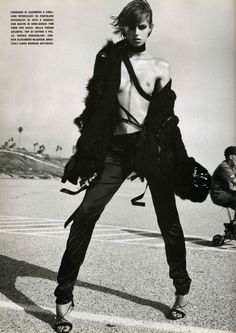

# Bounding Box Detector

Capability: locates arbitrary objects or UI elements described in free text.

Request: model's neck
[126,41,146,54]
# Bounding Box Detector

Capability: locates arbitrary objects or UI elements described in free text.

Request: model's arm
[156,59,188,162]
[74,48,110,132]
[154,58,171,89]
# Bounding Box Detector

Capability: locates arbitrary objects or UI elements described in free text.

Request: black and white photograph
[0,1,235,332]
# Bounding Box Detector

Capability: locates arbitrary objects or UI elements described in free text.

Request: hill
[0,149,68,179]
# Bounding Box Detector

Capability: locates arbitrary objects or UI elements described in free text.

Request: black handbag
[174,157,211,202]
[61,153,80,185]
[61,149,103,185]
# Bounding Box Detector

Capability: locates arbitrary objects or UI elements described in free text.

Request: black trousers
[54,133,191,304]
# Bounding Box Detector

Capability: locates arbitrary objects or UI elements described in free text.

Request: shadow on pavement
[0,255,56,329]
[76,280,170,316]
[121,229,162,239]
[0,254,170,328]
[184,237,213,247]
[122,228,215,248]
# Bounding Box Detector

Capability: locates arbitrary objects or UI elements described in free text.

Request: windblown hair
[111,0,153,37]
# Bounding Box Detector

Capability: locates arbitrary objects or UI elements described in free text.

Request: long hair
[111,0,153,38]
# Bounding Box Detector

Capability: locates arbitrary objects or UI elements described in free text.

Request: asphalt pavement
[0,179,235,333]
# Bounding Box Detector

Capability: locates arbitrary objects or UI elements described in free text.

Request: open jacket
[74,40,187,175]
[62,39,210,202]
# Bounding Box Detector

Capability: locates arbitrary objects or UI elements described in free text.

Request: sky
[0,0,235,173]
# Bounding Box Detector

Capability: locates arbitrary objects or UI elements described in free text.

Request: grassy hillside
[0,150,68,179]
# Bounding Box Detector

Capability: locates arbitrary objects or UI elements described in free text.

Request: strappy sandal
[168,301,188,320]
[55,300,74,333]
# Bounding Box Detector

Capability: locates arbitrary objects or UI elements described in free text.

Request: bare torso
[114,51,170,135]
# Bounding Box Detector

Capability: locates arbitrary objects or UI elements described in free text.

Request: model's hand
[80,173,98,187]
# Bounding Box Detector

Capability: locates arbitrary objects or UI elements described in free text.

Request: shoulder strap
[119,104,141,128]
[122,55,152,102]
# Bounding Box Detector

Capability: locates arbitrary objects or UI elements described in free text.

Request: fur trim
[74,40,120,132]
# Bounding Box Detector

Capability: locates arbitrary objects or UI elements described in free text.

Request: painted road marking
[94,238,236,253]
[93,232,139,237]
[0,231,63,236]
[111,237,156,242]
[0,215,235,253]
[0,221,61,225]
[0,216,60,221]
[0,300,233,333]
[1,229,235,253]
[0,223,62,228]
[0,226,63,231]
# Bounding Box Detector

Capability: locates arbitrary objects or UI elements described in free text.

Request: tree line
[1,126,64,157]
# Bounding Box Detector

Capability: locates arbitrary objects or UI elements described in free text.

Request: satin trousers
[54,133,191,304]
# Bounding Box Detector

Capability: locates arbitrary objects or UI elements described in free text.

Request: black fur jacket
[62,40,210,202]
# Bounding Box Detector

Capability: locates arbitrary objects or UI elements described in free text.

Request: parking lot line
[0,300,233,333]
[93,233,137,237]
[0,226,62,232]
[111,237,156,242]
[94,238,236,253]
[0,215,235,253]
[0,216,61,221]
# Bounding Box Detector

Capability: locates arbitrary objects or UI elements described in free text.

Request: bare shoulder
[153,57,171,88]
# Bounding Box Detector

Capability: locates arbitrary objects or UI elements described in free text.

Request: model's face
[125,18,152,47]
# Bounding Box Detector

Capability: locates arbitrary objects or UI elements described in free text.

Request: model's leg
[147,173,191,317]
[54,152,131,305]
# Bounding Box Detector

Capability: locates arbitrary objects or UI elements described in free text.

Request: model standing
[54,1,192,331]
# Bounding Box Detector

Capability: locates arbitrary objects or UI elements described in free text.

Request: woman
[54,1,193,331]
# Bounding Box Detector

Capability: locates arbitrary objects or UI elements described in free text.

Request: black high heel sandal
[55,300,74,333]
[168,295,188,320]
